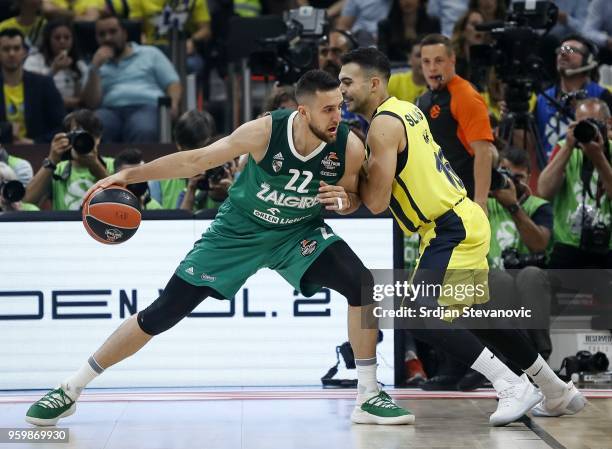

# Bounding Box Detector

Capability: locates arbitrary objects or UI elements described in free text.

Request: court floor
[1,388,611,449]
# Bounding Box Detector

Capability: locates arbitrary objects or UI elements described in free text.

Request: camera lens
[1,180,25,203]
[69,129,95,154]
[574,120,598,144]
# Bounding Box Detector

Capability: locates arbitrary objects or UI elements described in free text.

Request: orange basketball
[82,185,142,244]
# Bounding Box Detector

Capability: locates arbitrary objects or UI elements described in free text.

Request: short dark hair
[114,148,144,172]
[173,109,216,150]
[501,146,530,172]
[63,109,103,139]
[0,28,26,47]
[96,10,126,29]
[420,33,454,55]
[341,48,391,81]
[295,69,340,103]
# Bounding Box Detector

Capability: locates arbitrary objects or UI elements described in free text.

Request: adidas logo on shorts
[185,266,194,275]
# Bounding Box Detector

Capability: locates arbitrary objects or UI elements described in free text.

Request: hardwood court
[1,388,611,449]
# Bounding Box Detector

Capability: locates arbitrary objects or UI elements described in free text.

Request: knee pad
[347,266,375,307]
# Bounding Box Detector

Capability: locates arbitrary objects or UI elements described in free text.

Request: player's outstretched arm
[359,114,403,214]
[84,116,272,200]
[317,131,365,215]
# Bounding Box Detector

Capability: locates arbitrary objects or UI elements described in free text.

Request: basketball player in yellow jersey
[340,48,586,425]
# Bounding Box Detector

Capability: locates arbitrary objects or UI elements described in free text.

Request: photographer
[535,34,612,161]
[23,109,113,210]
[488,146,553,359]
[0,162,38,212]
[538,98,612,268]
[178,143,236,213]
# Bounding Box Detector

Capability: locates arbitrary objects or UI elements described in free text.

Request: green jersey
[52,157,114,211]
[228,109,349,228]
[487,195,551,269]
[552,141,612,248]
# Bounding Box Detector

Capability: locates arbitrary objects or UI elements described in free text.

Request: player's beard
[308,122,336,143]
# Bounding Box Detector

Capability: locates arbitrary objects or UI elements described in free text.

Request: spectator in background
[426,0,468,37]
[377,0,440,63]
[0,0,46,49]
[148,109,216,209]
[545,0,589,41]
[0,143,33,186]
[234,0,263,17]
[534,34,612,162]
[451,9,486,90]
[82,13,181,143]
[0,162,39,212]
[263,84,297,112]
[0,28,65,144]
[129,0,211,76]
[318,28,368,140]
[42,0,102,21]
[24,19,88,111]
[24,109,113,210]
[468,0,505,23]
[336,0,392,46]
[582,0,612,65]
[387,43,428,103]
[538,98,612,268]
[114,147,163,210]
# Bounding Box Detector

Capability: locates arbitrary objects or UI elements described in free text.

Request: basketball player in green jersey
[340,48,585,425]
[25,70,414,426]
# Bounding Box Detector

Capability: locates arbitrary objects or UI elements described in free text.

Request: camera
[490,167,527,198]
[249,7,328,85]
[574,118,607,144]
[196,163,232,191]
[471,1,558,114]
[561,350,609,378]
[501,247,546,269]
[571,204,611,254]
[0,180,25,203]
[67,128,95,155]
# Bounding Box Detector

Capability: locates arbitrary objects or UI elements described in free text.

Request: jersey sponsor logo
[253,209,311,225]
[300,239,318,256]
[185,266,195,275]
[256,182,319,209]
[201,273,216,282]
[320,171,336,177]
[430,104,441,119]
[272,159,283,173]
[321,152,341,172]
[105,228,123,242]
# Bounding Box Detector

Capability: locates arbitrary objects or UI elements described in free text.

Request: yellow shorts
[413,198,490,318]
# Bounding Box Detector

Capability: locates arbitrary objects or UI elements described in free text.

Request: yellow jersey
[3,83,26,139]
[373,96,467,235]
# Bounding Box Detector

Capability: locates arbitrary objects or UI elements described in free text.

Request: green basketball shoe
[351,391,415,425]
[25,387,77,426]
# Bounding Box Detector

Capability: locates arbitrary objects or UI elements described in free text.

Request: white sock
[471,348,521,392]
[356,357,378,401]
[63,356,104,400]
[524,354,567,398]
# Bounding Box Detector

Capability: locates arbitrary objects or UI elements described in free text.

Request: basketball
[82,185,142,244]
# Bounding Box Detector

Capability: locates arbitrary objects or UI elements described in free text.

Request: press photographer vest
[487,195,550,269]
[552,141,612,249]
[228,109,348,228]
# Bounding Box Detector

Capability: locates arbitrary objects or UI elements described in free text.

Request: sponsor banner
[0,218,394,389]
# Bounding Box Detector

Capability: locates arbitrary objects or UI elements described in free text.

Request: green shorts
[175,201,343,298]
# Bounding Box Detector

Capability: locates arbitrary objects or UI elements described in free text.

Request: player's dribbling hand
[83,172,129,206]
[317,181,349,212]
